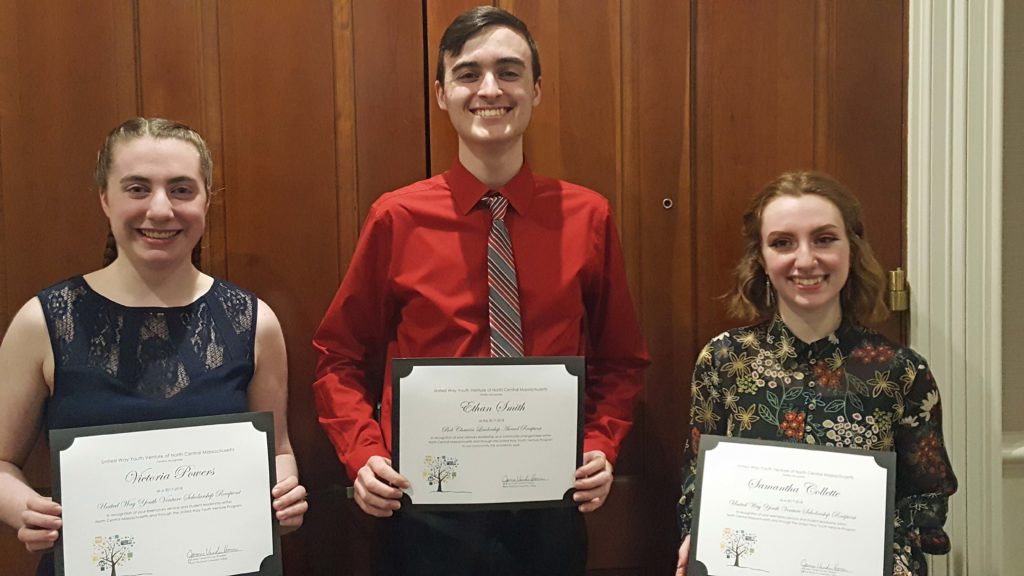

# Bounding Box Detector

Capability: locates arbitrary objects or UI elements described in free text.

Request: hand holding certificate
[687,436,895,576]
[392,357,584,510]
[50,412,282,576]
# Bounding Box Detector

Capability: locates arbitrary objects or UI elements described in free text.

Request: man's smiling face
[435,26,542,149]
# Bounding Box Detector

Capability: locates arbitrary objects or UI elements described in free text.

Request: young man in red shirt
[313,6,649,575]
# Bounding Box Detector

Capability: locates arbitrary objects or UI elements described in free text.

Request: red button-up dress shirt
[313,160,650,479]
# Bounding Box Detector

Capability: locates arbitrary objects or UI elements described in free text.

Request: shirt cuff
[344,445,392,481]
[583,437,619,465]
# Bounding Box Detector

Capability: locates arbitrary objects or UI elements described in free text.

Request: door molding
[907,1,1004,574]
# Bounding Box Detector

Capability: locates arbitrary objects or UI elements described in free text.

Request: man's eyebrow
[450,57,527,75]
[495,57,526,67]
[167,176,199,185]
[451,61,480,75]
[120,175,151,185]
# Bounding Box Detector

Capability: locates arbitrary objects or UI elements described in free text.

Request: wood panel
[137,0,228,277]
[0,534,35,576]
[1,0,137,307]
[310,2,430,573]
[427,0,485,176]
[0,1,139,573]
[331,0,360,277]
[216,1,344,573]
[828,0,906,340]
[694,0,819,348]
[511,0,624,219]
[623,0,695,572]
[0,0,138,510]
[694,0,906,347]
[352,0,429,220]
[138,1,205,124]
[0,0,8,336]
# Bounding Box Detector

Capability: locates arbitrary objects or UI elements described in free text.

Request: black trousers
[35,553,52,576]
[376,507,587,576]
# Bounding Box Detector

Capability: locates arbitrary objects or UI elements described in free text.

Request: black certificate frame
[688,435,896,576]
[392,356,585,512]
[49,411,282,576]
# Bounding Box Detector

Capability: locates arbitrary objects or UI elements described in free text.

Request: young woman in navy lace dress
[0,118,307,574]
[675,172,957,576]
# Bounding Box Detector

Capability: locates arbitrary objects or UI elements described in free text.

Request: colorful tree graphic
[720,528,757,567]
[423,455,459,492]
[92,534,135,575]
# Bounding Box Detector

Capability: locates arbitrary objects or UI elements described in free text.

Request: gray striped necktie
[483,194,524,357]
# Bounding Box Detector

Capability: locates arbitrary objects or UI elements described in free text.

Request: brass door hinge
[888,267,909,312]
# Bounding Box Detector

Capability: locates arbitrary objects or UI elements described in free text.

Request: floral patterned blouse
[678,316,957,576]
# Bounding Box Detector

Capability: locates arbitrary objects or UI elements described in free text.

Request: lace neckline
[77,275,216,311]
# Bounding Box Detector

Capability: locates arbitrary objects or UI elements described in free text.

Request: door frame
[907,1,1004,574]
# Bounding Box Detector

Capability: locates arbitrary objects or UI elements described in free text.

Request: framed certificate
[392,356,584,510]
[50,412,281,576]
[688,436,895,576]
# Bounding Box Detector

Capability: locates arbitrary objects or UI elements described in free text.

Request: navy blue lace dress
[34,275,257,576]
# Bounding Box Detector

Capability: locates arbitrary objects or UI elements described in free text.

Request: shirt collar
[446,158,535,217]
[766,313,859,357]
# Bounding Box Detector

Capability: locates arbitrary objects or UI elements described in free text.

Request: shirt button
[794,372,804,380]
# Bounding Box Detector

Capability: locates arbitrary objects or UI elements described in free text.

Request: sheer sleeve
[678,337,730,535]
[890,353,957,574]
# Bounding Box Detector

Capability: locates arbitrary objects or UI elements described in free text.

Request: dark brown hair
[726,171,890,327]
[95,118,211,267]
[436,5,541,85]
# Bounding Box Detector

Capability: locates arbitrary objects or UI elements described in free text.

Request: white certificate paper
[392,357,583,509]
[50,412,281,576]
[689,436,895,576]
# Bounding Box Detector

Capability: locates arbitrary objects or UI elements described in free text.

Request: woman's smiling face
[760,193,851,323]
[101,136,208,270]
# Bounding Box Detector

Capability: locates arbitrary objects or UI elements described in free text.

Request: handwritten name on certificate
[689,436,895,576]
[392,357,583,509]
[50,413,280,576]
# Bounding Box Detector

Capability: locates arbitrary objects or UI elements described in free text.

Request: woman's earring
[765,277,775,308]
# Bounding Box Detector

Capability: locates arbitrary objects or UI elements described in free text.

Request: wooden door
[0,1,906,574]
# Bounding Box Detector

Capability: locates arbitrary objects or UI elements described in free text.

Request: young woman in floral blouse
[675,172,957,576]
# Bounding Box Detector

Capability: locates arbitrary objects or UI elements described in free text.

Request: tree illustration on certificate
[92,534,136,575]
[720,528,757,567]
[423,455,460,492]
